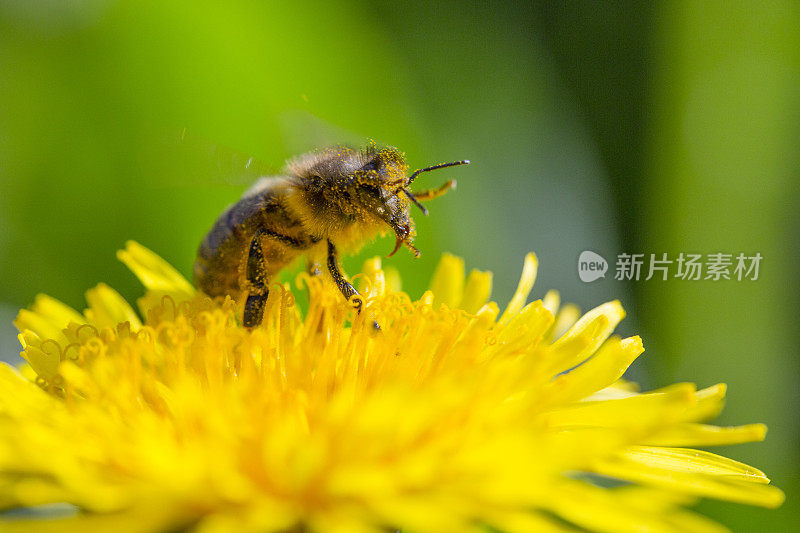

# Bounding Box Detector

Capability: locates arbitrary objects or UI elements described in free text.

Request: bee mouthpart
[388,236,421,258]
[387,224,420,258]
[387,236,404,258]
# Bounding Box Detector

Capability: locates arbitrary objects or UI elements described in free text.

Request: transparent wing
[139,128,279,188]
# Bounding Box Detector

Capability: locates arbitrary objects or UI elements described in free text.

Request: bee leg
[326,240,360,311]
[327,240,380,331]
[410,179,456,201]
[243,229,269,328]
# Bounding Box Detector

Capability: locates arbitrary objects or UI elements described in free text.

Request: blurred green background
[0,1,797,530]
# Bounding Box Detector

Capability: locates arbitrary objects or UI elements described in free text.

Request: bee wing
[203,141,275,186]
[186,132,278,185]
[146,128,278,187]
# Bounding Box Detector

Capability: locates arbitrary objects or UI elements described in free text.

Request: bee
[194,144,469,328]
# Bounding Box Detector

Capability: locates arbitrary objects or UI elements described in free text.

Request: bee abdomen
[194,190,316,299]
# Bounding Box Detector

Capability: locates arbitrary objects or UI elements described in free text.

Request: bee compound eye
[361,158,380,172]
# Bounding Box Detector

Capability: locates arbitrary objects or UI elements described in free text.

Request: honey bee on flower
[194,144,468,328]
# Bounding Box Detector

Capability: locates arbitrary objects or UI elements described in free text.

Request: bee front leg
[243,229,269,328]
[326,240,361,313]
[410,179,456,202]
[326,240,381,331]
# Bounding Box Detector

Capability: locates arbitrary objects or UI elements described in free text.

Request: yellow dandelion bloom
[2,242,783,533]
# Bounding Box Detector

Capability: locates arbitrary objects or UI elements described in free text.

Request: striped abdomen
[193,178,316,298]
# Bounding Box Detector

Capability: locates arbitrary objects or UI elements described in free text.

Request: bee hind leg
[243,229,269,328]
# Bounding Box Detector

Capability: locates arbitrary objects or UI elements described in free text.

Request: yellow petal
[429,253,465,309]
[383,266,402,293]
[621,446,770,482]
[0,362,54,415]
[195,504,298,533]
[544,335,644,405]
[542,289,560,315]
[13,293,87,347]
[549,483,725,533]
[84,283,142,330]
[595,454,785,508]
[18,337,62,380]
[681,383,727,422]
[544,382,696,429]
[546,481,729,533]
[499,253,537,325]
[546,301,625,375]
[14,295,85,344]
[549,303,581,341]
[14,309,66,345]
[117,241,195,297]
[359,257,386,298]
[458,269,492,314]
[490,300,554,359]
[643,423,767,447]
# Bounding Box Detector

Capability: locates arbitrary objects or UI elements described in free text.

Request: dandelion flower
[2,242,783,532]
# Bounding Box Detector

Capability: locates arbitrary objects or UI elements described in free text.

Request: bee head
[288,145,468,257]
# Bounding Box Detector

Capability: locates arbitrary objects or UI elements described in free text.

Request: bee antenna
[401,188,429,216]
[406,160,470,185]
